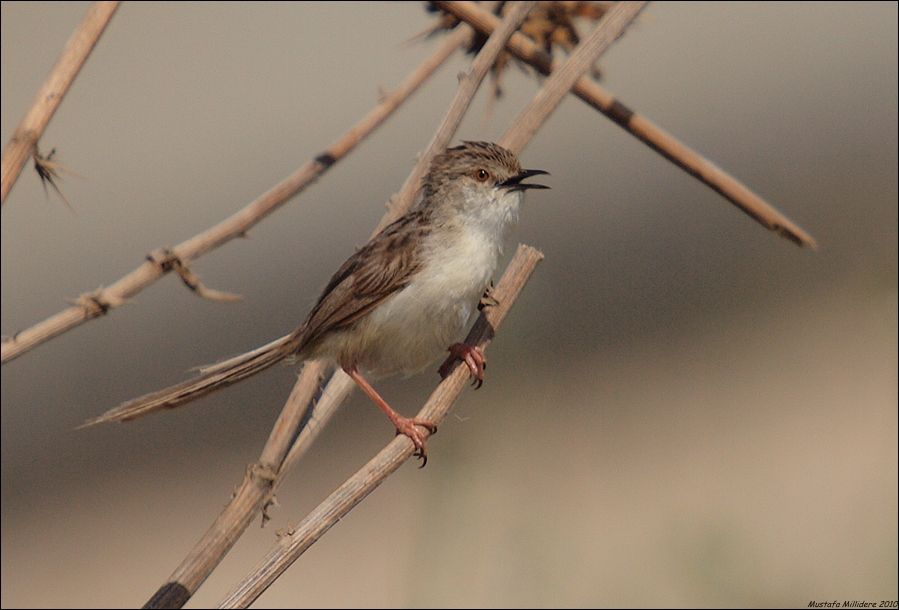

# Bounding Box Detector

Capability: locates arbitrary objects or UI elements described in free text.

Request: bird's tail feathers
[79,332,301,428]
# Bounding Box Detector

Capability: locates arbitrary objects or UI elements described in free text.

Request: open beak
[499,169,550,192]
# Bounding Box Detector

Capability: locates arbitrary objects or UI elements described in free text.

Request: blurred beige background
[2,2,896,608]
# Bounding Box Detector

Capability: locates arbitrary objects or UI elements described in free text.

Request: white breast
[356,226,498,376]
[316,188,522,378]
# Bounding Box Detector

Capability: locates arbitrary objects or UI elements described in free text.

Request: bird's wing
[298,211,431,348]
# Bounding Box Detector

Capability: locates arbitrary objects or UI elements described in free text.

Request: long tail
[80,332,302,427]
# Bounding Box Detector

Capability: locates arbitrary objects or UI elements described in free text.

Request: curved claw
[439,343,486,389]
[413,448,428,469]
[394,416,437,468]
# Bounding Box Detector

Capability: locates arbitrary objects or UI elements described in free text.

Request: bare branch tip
[149,248,243,302]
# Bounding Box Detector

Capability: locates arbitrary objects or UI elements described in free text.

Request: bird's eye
[475,169,490,182]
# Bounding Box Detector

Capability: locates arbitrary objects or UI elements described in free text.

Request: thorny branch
[1,1,119,204]
[1,26,471,365]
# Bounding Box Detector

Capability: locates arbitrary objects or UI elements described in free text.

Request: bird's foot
[438,343,486,389]
[392,415,438,468]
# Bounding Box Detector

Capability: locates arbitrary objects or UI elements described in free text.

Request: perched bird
[83,141,549,465]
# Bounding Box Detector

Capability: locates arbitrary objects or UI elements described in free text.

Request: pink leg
[438,343,486,389]
[343,366,437,468]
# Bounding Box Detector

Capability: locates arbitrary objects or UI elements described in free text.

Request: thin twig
[217,5,644,606]
[140,5,537,605]
[435,0,818,248]
[141,360,354,601]
[276,369,356,478]
[142,363,326,610]
[1,1,119,205]
[0,26,470,365]
[499,1,647,154]
[218,244,544,609]
[381,0,538,227]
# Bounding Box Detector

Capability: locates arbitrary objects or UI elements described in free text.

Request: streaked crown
[420,141,548,200]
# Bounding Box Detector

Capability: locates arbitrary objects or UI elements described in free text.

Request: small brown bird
[83,142,549,464]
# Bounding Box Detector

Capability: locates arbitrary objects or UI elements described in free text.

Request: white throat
[349,187,522,377]
[456,185,522,251]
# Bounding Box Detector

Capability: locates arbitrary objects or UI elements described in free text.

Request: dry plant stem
[381,0,537,227]
[143,368,355,610]
[143,10,533,606]
[435,1,817,248]
[1,1,119,204]
[276,370,355,479]
[498,1,647,155]
[143,361,327,610]
[218,245,544,609]
[0,27,470,366]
